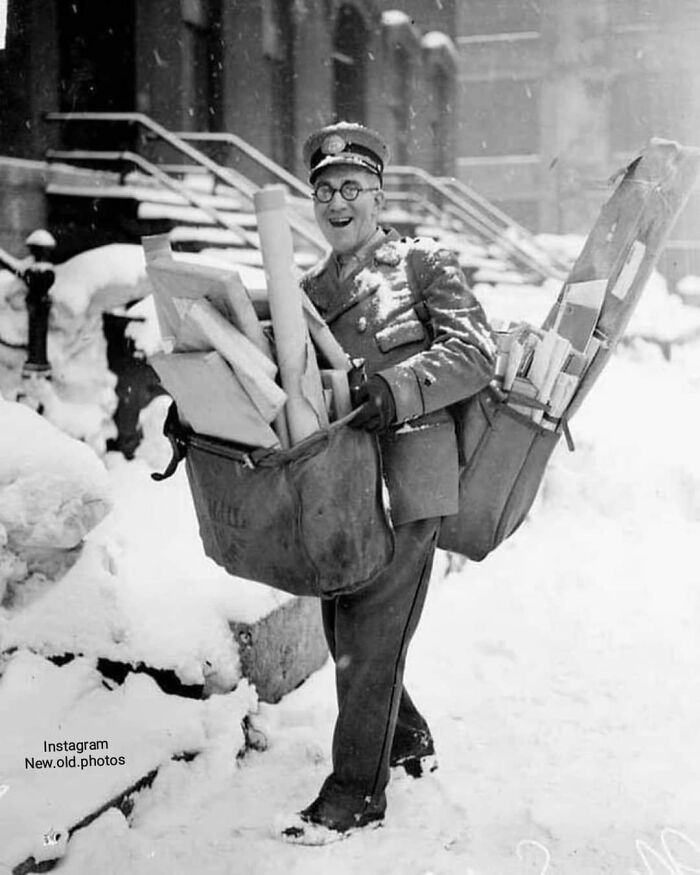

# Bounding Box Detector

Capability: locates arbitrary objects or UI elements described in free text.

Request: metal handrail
[385,165,567,280]
[43,112,567,276]
[382,193,452,226]
[45,149,253,246]
[437,175,571,274]
[174,131,312,200]
[172,132,325,250]
[45,112,327,254]
[385,166,535,271]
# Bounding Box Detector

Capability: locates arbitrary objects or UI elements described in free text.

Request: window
[608,0,658,28]
[610,72,690,153]
[181,0,223,132]
[334,4,368,124]
[460,79,539,156]
[459,0,541,36]
[430,67,451,176]
[268,0,296,170]
[391,45,411,164]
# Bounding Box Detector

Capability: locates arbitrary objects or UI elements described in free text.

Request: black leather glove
[349,376,396,434]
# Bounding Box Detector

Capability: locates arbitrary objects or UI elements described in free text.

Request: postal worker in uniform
[281,122,496,843]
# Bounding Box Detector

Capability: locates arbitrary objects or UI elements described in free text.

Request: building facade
[455,0,700,277]
[1,0,699,278]
[0,0,458,177]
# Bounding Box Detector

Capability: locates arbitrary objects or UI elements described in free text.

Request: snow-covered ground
[2,244,700,873]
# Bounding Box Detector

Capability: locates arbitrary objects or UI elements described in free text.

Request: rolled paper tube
[222,271,274,360]
[272,408,291,449]
[254,186,326,444]
[302,294,351,371]
[321,369,352,420]
[300,332,329,428]
[323,388,333,418]
[187,298,287,423]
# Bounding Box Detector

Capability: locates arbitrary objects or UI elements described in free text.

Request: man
[281,122,496,844]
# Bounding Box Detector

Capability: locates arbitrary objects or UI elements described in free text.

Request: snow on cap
[25,229,57,248]
[303,122,390,184]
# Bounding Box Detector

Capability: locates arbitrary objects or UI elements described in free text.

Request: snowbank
[0,401,291,688]
[0,400,111,604]
[2,232,700,872]
[0,650,256,870]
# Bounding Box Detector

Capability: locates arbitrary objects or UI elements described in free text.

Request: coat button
[356,316,368,333]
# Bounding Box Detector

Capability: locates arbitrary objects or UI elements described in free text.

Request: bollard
[6,230,57,410]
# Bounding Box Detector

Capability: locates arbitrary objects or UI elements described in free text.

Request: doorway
[57,0,136,150]
[333,4,368,124]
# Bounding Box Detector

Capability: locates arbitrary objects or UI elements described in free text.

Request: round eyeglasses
[313,181,380,203]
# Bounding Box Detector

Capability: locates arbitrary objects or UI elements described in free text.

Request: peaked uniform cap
[303,122,390,183]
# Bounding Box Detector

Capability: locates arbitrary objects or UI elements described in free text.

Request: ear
[373,188,386,212]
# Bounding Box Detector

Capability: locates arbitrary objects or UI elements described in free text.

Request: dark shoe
[391,751,438,778]
[390,728,438,778]
[279,795,384,845]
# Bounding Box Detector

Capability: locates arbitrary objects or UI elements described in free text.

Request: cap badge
[321,134,347,156]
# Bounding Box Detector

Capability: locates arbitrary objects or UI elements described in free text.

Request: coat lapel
[302,228,401,325]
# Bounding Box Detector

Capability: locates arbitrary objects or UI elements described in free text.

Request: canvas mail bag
[405,252,567,562]
[413,138,700,562]
[154,404,395,598]
[436,388,566,561]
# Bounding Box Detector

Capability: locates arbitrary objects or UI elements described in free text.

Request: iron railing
[384,165,568,280]
[45,148,254,246]
[44,112,569,280]
[44,112,327,255]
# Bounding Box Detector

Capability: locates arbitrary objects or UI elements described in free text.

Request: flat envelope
[149,351,280,448]
[552,279,607,352]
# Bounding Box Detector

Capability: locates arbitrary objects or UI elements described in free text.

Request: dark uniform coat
[301,228,496,525]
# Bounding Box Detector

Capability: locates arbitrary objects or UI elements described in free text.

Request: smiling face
[312,165,385,256]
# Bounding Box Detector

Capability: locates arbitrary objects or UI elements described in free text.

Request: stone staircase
[44,163,323,272]
[42,112,568,287]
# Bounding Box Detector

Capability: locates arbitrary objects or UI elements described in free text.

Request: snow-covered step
[168,225,254,248]
[47,182,247,214]
[0,651,256,872]
[168,229,318,269]
[472,267,530,285]
[137,201,257,227]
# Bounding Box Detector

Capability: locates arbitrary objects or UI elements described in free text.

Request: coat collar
[302,227,406,325]
[302,226,401,287]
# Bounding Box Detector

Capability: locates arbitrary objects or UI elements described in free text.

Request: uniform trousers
[317,515,440,818]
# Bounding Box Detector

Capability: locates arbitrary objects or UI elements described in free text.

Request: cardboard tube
[254,186,326,444]
[321,369,352,420]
